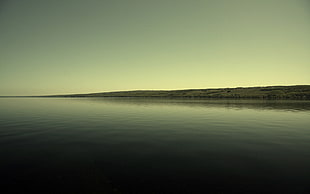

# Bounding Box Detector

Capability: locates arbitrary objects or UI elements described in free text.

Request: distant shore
[35,85,310,100]
[1,85,309,99]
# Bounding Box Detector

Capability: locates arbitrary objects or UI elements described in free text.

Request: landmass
[47,85,310,99]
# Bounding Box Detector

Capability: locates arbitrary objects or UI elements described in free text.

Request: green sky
[1,0,309,95]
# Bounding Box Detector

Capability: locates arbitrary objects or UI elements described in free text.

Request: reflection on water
[80,97,310,111]
[0,98,310,193]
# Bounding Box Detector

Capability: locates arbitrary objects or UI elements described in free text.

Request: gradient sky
[1,0,310,95]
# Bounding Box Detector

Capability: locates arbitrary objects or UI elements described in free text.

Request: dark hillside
[50,85,310,99]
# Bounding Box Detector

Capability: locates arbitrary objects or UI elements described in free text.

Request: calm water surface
[0,98,310,193]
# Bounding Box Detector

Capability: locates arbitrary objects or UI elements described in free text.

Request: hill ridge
[47,85,310,99]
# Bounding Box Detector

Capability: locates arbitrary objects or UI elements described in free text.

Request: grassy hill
[51,85,310,99]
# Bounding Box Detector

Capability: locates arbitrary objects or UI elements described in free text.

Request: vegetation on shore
[51,85,310,99]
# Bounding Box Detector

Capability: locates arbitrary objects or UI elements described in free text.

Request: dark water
[0,98,310,193]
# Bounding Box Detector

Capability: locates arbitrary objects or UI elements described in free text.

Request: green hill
[51,85,310,99]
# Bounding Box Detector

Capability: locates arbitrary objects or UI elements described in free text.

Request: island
[46,85,310,99]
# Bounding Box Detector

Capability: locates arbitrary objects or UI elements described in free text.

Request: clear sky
[1,0,309,95]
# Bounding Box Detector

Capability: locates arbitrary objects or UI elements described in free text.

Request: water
[0,98,310,193]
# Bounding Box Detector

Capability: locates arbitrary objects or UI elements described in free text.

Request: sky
[0,0,310,95]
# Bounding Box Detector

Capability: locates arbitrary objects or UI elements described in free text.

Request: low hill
[50,85,310,99]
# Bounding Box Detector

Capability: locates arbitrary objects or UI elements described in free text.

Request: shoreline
[1,85,310,100]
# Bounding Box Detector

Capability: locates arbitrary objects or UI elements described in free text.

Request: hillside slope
[52,85,310,99]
